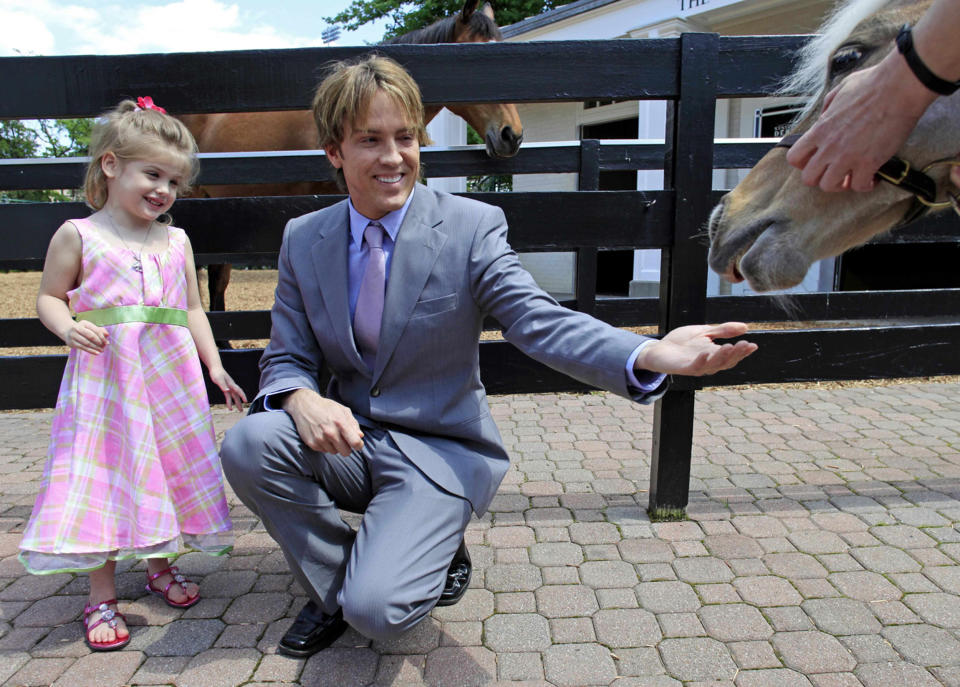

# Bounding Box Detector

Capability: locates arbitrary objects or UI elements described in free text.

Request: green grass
[648,506,687,522]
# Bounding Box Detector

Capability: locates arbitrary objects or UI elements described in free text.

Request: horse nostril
[501,126,517,144]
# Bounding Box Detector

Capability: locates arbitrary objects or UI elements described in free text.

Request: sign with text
[679,0,744,17]
[754,103,806,138]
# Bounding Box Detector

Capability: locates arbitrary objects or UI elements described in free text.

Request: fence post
[576,139,601,315]
[648,32,719,513]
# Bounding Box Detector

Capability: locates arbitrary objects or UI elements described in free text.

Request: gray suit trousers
[220,410,472,640]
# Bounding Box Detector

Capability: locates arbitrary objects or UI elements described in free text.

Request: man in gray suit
[220,54,757,658]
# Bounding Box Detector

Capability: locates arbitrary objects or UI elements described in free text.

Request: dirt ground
[2,269,955,389]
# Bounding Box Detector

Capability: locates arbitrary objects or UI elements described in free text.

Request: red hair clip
[136,96,167,114]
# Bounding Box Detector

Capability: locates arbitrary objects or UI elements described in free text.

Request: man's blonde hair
[312,54,431,188]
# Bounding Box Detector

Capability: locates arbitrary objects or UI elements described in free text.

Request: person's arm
[468,205,756,394]
[37,221,109,354]
[183,234,247,410]
[908,0,960,84]
[787,0,960,192]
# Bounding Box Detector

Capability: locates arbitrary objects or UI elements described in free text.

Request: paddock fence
[2,36,958,510]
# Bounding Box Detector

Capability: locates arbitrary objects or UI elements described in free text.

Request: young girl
[18,97,246,651]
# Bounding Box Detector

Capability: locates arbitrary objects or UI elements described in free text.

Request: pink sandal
[145,565,200,608]
[83,599,130,651]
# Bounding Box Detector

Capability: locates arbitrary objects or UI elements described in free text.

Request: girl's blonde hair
[84,99,199,216]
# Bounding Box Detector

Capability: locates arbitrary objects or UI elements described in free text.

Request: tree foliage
[0,118,92,202]
[0,121,40,160]
[35,119,92,158]
[325,0,575,41]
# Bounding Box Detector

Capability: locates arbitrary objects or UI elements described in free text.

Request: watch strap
[896,24,960,96]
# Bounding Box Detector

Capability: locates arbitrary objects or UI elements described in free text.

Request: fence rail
[3,36,958,510]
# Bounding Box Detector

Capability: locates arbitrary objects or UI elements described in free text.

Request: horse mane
[383,10,502,45]
[778,0,892,111]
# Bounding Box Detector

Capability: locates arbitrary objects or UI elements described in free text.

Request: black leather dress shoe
[278,601,347,658]
[436,539,471,607]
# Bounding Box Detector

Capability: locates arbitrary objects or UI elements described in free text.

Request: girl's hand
[209,367,247,411]
[65,320,109,355]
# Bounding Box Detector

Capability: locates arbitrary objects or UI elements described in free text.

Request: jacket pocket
[410,292,458,319]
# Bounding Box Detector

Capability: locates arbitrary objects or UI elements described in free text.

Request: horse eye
[829,47,864,78]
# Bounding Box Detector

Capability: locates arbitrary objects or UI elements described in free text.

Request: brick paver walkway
[1,381,959,686]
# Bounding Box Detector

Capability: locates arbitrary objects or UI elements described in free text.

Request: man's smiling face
[325,89,420,220]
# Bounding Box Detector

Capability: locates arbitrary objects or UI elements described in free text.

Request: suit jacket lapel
[310,203,363,366]
[374,185,446,381]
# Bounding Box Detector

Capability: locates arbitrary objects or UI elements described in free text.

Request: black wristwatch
[896,24,960,96]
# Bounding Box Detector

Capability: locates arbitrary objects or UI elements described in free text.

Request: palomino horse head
[707,0,960,292]
[385,0,524,159]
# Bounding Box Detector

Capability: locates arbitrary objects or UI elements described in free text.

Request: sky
[0,0,390,57]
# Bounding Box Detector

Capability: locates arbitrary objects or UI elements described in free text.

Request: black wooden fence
[2,37,958,511]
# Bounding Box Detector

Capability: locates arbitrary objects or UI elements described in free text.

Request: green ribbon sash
[75,305,188,327]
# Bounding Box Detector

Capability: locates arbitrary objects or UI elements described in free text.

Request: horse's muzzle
[486,127,523,159]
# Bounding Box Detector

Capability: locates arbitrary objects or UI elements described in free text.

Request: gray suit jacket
[255,184,665,515]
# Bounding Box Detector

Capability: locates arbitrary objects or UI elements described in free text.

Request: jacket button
[370,386,381,397]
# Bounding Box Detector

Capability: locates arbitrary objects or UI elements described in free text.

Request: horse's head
[707,0,959,291]
[391,1,524,159]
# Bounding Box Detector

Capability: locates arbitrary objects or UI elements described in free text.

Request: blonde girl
[19,97,245,651]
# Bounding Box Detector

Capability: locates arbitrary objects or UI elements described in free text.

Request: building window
[583,98,628,110]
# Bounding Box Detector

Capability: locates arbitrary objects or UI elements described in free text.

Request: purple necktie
[354,221,386,367]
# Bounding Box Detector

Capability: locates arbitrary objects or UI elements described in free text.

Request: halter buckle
[876,159,910,186]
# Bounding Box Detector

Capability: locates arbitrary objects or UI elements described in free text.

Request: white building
[456,0,839,300]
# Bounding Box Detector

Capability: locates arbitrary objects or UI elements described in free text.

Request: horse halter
[775,133,960,225]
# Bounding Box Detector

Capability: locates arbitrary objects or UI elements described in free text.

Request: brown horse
[707,0,960,292]
[179,0,523,312]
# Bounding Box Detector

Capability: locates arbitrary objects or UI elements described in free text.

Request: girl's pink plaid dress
[19,218,232,573]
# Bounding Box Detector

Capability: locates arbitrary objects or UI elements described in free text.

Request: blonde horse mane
[779,0,894,117]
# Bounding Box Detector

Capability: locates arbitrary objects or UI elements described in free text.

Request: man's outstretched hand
[635,322,758,377]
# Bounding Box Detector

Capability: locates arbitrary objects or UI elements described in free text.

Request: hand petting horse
[708,0,960,292]
[178,0,524,315]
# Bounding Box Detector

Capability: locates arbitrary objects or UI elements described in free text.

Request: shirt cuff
[262,388,302,412]
[626,339,667,391]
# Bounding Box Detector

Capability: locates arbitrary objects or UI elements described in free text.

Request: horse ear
[481,2,494,20]
[459,0,479,24]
